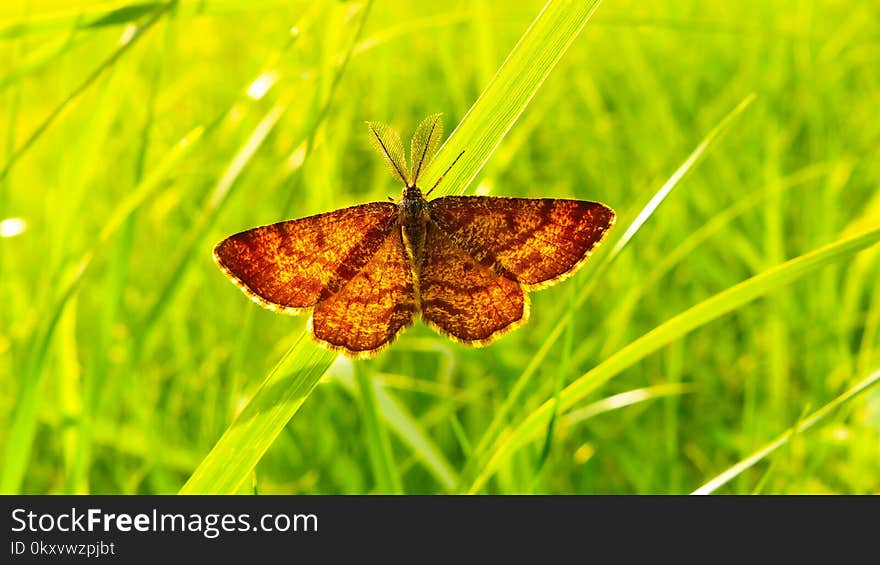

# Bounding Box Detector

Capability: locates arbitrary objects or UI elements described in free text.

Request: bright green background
[1,0,879,494]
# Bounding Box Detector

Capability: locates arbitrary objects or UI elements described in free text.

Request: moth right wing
[214,202,399,312]
[419,221,527,345]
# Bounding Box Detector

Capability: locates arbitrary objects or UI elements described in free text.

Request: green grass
[1,0,879,494]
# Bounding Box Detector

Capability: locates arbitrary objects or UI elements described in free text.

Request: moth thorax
[400,186,428,219]
[402,185,424,199]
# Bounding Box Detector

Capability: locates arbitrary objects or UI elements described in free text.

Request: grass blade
[0,5,169,183]
[0,2,167,39]
[692,369,880,495]
[0,126,203,494]
[463,225,880,492]
[0,1,294,40]
[424,0,603,198]
[371,384,458,491]
[609,93,756,257]
[354,363,403,493]
[332,368,458,491]
[561,383,695,427]
[179,333,330,494]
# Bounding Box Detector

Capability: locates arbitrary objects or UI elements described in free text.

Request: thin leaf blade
[424,0,603,198]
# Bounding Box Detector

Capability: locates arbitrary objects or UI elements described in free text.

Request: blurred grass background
[1,0,879,494]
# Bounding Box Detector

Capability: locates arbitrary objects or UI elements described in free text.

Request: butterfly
[214,114,615,358]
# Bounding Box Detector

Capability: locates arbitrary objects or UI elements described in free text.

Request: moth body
[399,185,429,273]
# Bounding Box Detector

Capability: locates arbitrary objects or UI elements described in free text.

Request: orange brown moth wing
[419,221,527,344]
[213,202,398,312]
[427,196,615,289]
[312,227,416,355]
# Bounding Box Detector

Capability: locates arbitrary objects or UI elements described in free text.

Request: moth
[214,114,615,357]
